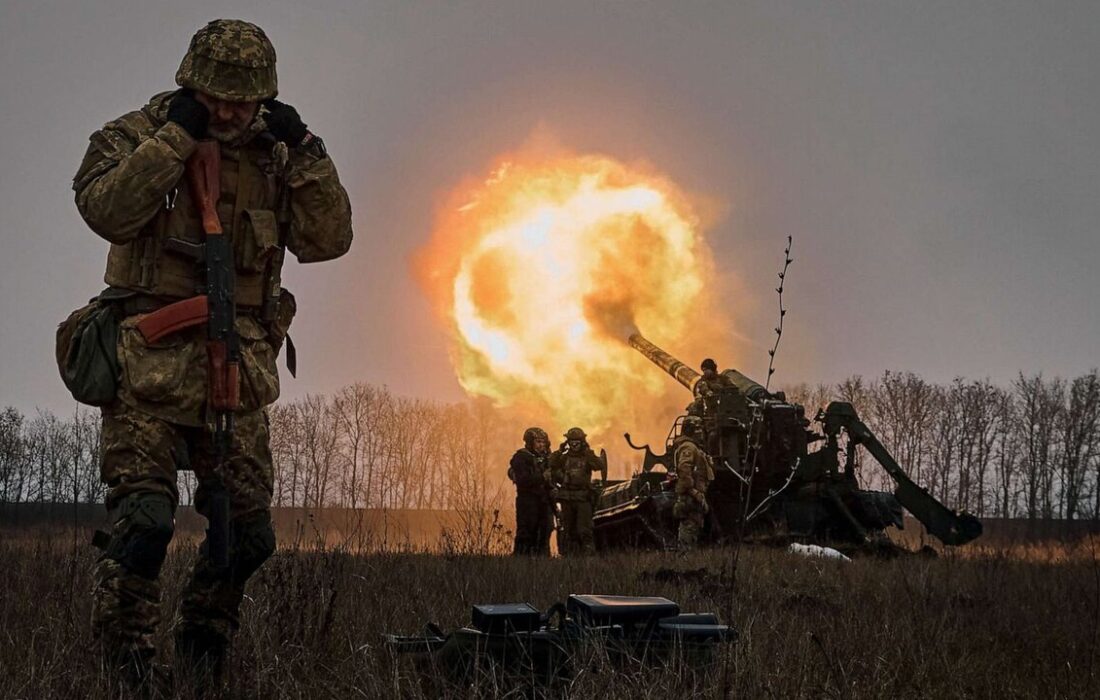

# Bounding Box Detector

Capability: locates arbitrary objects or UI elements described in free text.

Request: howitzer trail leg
[93,407,184,682]
[177,410,274,669]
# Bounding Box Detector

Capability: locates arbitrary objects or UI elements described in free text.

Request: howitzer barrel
[628,333,700,392]
[721,369,770,402]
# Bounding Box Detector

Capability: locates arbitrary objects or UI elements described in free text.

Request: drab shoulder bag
[55,296,121,406]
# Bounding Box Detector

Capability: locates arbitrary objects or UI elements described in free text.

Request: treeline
[1,370,1098,521]
[0,385,522,514]
[784,370,1100,520]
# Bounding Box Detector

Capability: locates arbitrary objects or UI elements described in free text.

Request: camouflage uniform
[73,19,352,677]
[549,429,606,555]
[697,370,735,397]
[509,445,552,556]
[673,427,714,549]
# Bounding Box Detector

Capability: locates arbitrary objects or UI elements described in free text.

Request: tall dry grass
[1,527,1098,698]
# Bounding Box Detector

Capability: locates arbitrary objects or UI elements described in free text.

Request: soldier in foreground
[673,416,715,549]
[71,19,352,686]
[508,427,553,555]
[549,427,607,555]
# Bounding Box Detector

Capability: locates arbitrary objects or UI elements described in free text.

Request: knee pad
[105,493,175,579]
[231,512,275,584]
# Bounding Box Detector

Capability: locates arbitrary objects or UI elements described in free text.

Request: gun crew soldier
[66,19,353,688]
[508,427,553,556]
[673,415,715,549]
[697,358,735,395]
[549,427,607,555]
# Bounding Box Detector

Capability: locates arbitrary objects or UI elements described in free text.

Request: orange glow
[415,148,727,435]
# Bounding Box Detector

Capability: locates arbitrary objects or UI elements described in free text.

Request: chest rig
[561,452,594,488]
[104,135,290,318]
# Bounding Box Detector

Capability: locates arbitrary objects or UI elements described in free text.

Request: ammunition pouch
[238,208,280,274]
[55,294,121,406]
[264,287,296,353]
[116,313,280,424]
[237,317,282,410]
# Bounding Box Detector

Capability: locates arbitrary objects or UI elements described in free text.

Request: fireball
[415,149,725,435]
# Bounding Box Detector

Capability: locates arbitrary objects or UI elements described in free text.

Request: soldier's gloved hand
[167,89,209,139]
[262,98,309,145]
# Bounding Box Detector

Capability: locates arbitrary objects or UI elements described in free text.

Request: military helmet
[682,415,704,434]
[700,358,718,372]
[522,427,548,446]
[564,427,587,441]
[176,19,278,102]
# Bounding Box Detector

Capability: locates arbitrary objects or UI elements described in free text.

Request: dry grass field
[1,527,1098,699]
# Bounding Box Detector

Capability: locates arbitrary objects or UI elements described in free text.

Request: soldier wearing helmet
[71,19,353,685]
[509,427,553,556]
[673,415,716,549]
[549,427,607,555]
[696,358,735,397]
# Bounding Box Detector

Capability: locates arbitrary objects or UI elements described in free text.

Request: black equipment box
[471,603,541,634]
[566,595,679,627]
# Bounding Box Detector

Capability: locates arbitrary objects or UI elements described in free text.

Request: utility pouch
[55,295,121,406]
[265,287,297,377]
[239,208,280,273]
[265,287,297,351]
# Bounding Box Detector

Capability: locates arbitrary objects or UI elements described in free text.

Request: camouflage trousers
[673,495,706,549]
[513,492,552,556]
[557,498,595,555]
[92,403,275,664]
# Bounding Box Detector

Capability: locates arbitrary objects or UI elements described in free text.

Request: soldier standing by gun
[508,427,552,556]
[70,19,352,688]
[673,416,715,550]
[549,427,607,555]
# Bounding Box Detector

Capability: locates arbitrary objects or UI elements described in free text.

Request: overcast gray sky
[1,0,1097,416]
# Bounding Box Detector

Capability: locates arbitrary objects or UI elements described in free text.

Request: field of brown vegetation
[2,526,1097,699]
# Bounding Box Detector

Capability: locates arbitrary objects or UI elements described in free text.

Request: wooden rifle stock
[187,141,223,236]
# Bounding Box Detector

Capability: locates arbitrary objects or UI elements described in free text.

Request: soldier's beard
[207,122,249,144]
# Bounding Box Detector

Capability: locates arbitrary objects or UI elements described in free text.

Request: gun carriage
[592,333,982,550]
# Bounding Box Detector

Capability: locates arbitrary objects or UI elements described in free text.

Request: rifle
[135,141,235,569]
[189,140,236,570]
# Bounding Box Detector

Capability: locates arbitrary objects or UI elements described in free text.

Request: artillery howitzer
[592,333,982,550]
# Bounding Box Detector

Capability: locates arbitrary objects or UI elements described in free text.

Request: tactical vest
[103,110,287,311]
[560,452,595,489]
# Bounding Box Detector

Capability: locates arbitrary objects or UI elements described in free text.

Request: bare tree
[1014,373,1064,520]
[868,371,937,492]
[1059,370,1100,520]
[0,407,25,504]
